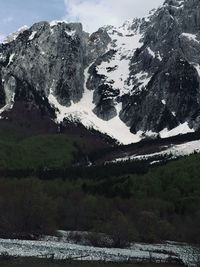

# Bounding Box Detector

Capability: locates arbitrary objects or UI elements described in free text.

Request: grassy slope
[0,126,90,169]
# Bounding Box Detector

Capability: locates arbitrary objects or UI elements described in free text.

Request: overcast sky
[0,0,164,41]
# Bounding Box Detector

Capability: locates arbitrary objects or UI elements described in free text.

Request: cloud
[0,34,5,43]
[64,0,164,32]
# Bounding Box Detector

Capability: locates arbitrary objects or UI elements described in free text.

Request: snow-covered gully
[0,238,199,266]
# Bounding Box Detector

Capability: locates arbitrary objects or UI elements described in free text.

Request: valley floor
[0,238,199,267]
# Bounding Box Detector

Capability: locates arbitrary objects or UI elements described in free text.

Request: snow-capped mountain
[0,0,200,144]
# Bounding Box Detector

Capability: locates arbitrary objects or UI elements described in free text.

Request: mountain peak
[0,0,200,144]
[164,0,185,7]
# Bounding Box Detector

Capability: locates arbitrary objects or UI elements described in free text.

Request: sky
[0,0,164,41]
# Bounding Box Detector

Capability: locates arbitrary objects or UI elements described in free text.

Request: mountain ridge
[0,0,200,144]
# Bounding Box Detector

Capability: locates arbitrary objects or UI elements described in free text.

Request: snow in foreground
[0,238,199,266]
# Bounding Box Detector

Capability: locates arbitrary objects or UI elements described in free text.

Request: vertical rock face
[0,21,88,108]
[119,0,200,134]
[87,28,111,64]
[1,0,200,144]
[0,20,111,116]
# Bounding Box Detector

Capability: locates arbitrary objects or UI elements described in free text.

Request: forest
[0,125,199,247]
[0,151,199,248]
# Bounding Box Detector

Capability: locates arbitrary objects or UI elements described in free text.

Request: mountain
[0,0,200,145]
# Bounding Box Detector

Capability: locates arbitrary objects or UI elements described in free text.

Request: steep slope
[0,21,87,109]
[120,0,200,135]
[0,0,200,144]
[87,0,200,140]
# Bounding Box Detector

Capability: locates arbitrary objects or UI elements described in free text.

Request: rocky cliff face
[0,0,200,144]
[0,22,88,108]
[120,0,200,134]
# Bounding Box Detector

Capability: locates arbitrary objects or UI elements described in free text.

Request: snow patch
[157,51,162,61]
[65,29,76,37]
[50,20,68,27]
[113,139,200,163]
[172,111,176,117]
[134,140,200,161]
[181,33,200,43]
[160,122,194,138]
[0,92,15,119]
[147,47,155,58]
[193,63,200,77]
[28,31,37,41]
[8,53,15,66]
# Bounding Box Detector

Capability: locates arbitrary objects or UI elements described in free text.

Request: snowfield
[48,64,195,145]
[48,67,143,145]
[0,238,199,266]
[97,19,144,96]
